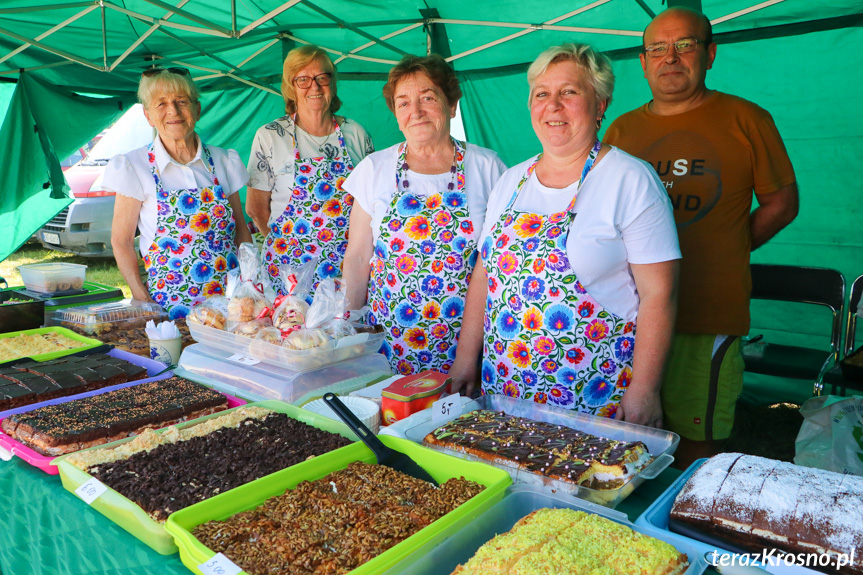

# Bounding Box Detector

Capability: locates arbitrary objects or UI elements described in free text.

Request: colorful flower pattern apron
[480,145,635,417]
[144,142,239,320]
[368,139,476,375]
[262,117,355,295]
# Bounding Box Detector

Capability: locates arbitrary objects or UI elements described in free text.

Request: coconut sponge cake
[453,508,688,575]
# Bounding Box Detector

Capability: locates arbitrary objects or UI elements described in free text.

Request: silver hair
[137,70,200,109]
[526,43,615,109]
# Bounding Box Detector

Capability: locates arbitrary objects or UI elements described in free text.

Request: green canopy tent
[0,0,861,402]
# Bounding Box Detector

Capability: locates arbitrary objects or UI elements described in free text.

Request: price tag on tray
[199,553,243,575]
[431,395,462,428]
[75,477,108,505]
[227,354,261,366]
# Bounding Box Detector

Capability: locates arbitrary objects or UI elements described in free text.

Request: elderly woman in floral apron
[246,45,374,295]
[108,67,251,320]
[342,55,506,376]
[450,44,681,428]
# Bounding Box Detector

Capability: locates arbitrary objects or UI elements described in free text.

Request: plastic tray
[54,299,167,335]
[397,394,679,508]
[55,399,360,555]
[0,290,44,332]
[176,343,392,403]
[188,321,386,372]
[384,484,707,574]
[0,383,245,475]
[635,459,821,574]
[0,326,103,362]
[165,435,512,575]
[17,262,87,295]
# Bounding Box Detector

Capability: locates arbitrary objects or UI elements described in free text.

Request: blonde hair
[527,43,615,109]
[280,45,341,115]
[137,69,200,108]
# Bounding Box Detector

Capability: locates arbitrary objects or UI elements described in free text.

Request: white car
[38,105,153,258]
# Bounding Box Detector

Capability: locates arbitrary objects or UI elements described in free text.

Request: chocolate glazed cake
[1,377,227,456]
[425,410,652,489]
[0,353,148,412]
[670,453,863,574]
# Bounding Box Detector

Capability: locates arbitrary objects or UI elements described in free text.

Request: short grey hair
[527,43,615,109]
[137,69,200,109]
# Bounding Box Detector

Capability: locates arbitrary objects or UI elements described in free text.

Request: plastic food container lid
[53,300,166,325]
[303,396,381,434]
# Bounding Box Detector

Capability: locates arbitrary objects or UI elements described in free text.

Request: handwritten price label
[198,553,243,575]
[431,395,461,427]
[75,477,108,505]
[227,354,260,366]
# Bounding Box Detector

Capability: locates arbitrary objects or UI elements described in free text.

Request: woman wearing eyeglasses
[341,55,506,376]
[246,45,374,295]
[106,67,251,320]
[449,44,680,427]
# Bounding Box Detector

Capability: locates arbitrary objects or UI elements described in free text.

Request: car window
[83,104,155,165]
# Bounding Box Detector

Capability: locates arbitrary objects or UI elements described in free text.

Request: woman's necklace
[296,117,334,153]
[402,140,458,191]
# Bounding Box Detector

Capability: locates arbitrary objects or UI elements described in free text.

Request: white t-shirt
[247,115,374,227]
[481,147,680,321]
[103,137,249,257]
[344,142,507,246]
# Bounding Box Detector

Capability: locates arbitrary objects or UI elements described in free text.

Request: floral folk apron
[262,117,355,295]
[480,143,635,417]
[144,142,239,320]
[368,139,476,375]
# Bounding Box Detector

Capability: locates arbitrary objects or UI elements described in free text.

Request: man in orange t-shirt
[605,7,798,467]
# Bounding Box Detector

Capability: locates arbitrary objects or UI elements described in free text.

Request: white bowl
[303,396,381,434]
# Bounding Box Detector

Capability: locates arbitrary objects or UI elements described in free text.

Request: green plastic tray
[166,435,512,575]
[0,326,103,362]
[55,400,361,555]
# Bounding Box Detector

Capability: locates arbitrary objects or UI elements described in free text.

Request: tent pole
[712,0,788,25]
[109,0,193,71]
[195,38,279,80]
[420,8,451,58]
[0,25,104,70]
[301,1,407,56]
[334,23,422,65]
[0,4,98,66]
[0,2,94,14]
[104,4,229,37]
[101,1,107,70]
[231,0,236,37]
[138,0,232,36]
[239,1,303,37]
[429,18,639,36]
[281,33,399,65]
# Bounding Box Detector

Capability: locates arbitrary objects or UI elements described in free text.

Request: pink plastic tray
[0,348,172,420]
[0,387,245,474]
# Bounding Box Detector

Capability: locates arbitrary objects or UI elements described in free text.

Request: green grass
[1,242,131,298]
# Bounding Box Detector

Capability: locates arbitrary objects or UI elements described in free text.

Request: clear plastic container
[398,394,679,508]
[52,300,167,335]
[17,263,87,295]
[188,321,385,371]
[384,485,707,575]
[176,343,392,404]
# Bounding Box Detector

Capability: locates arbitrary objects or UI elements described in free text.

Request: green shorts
[661,333,744,441]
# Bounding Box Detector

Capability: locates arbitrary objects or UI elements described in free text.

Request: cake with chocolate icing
[0,377,227,456]
[424,410,652,489]
[453,508,689,575]
[671,453,863,574]
[0,353,148,412]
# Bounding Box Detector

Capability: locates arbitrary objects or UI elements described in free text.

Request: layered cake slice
[425,410,652,490]
[0,377,227,456]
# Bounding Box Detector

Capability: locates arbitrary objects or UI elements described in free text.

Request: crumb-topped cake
[671,453,863,574]
[425,410,652,489]
[1,377,227,456]
[193,461,485,575]
[0,332,89,362]
[452,508,689,575]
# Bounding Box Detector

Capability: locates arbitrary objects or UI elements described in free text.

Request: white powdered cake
[712,455,778,532]
[672,452,741,521]
[750,464,811,543]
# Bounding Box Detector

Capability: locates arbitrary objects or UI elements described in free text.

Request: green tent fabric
[0,74,132,261]
[0,0,861,400]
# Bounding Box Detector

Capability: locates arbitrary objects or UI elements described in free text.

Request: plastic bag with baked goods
[226,243,273,330]
[795,394,863,476]
[187,296,229,330]
[229,317,273,339]
[271,258,317,337]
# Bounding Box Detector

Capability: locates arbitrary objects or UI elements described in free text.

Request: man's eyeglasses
[293,73,332,89]
[643,38,701,58]
[142,66,191,77]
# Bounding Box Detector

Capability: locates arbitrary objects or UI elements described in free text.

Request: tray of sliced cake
[385,484,706,575]
[397,394,678,507]
[0,376,244,474]
[165,435,511,575]
[636,453,863,575]
[0,326,103,363]
[55,400,360,555]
